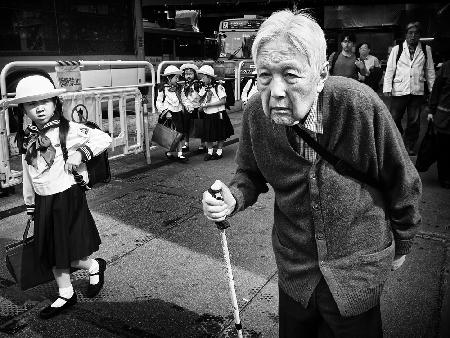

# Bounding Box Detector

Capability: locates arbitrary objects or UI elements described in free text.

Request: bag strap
[291,124,379,189]
[23,219,32,241]
[329,51,340,75]
[61,126,90,191]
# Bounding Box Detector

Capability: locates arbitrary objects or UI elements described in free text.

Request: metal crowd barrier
[236,60,256,101]
[0,60,156,190]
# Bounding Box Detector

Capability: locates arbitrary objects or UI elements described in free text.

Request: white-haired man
[202,10,422,337]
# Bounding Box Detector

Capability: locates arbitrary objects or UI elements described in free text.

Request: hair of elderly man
[251,9,327,74]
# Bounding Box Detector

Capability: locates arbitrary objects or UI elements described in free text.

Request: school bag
[329,51,340,75]
[61,121,111,190]
[222,80,235,109]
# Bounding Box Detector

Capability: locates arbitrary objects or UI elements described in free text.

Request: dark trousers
[390,95,424,150]
[279,278,383,338]
[437,132,450,184]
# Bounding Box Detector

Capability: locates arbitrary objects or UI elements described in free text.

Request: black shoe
[197,146,206,153]
[182,145,189,152]
[165,152,174,159]
[39,293,77,319]
[212,153,223,160]
[86,258,106,298]
[204,154,214,161]
[176,156,189,163]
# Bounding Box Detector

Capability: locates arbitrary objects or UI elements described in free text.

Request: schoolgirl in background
[197,65,234,161]
[241,70,258,107]
[11,75,112,319]
[156,65,188,162]
[180,63,205,151]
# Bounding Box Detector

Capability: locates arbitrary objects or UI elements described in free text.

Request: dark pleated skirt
[189,108,205,139]
[34,184,101,269]
[203,110,234,142]
[159,110,189,135]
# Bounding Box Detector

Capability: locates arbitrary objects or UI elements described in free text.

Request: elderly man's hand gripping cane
[202,180,243,338]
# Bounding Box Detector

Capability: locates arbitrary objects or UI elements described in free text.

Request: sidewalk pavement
[0,106,449,337]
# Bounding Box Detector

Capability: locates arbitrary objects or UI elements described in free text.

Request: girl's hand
[65,151,82,173]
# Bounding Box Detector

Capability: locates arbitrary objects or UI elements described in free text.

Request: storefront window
[0,0,133,55]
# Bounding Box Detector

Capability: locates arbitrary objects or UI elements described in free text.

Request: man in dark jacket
[202,10,422,338]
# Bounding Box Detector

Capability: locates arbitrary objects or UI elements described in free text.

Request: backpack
[61,120,111,190]
[392,43,429,93]
[329,51,340,75]
[222,80,235,109]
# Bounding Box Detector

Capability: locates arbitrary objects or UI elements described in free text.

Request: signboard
[55,61,82,91]
[222,19,264,30]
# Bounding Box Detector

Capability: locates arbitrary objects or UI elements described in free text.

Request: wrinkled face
[406,27,420,47]
[341,38,354,53]
[359,44,370,58]
[23,98,56,128]
[184,69,196,81]
[256,38,324,125]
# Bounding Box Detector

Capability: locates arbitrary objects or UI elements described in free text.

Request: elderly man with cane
[202,9,422,338]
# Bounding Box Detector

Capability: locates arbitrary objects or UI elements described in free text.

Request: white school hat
[163,65,182,76]
[197,65,216,78]
[8,75,65,105]
[180,63,198,72]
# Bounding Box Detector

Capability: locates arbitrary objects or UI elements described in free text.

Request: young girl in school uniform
[180,63,206,151]
[197,65,234,161]
[156,65,188,162]
[11,75,112,319]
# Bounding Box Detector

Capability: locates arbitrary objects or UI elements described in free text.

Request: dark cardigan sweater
[229,76,422,317]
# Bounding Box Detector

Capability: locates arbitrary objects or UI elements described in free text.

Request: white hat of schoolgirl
[163,65,182,76]
[180,63,198,72]
[197,65,216,78]
[8,75,66,105]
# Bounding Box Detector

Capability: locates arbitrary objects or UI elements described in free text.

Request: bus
[217,16,265,79]
[0,0,146,93]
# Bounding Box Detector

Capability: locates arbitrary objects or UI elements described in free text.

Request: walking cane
[208,181,243,338]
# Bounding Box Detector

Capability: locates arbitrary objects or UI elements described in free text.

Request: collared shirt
[290,94,323,162]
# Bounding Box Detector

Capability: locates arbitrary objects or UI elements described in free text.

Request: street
[0,108,449,337]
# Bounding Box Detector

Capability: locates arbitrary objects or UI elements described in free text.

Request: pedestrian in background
[383,21,435,156]
[357,42,383,92]
[328,34,368,80]
[241,70,258,108]
[156,65,188,162]
[180,63,205,151]
[197,65,234,161]
[427,53,450,188]
[203,10,422,337]
[11,75,111,319]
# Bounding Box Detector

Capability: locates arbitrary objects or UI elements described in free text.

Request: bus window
[218,18,265,60]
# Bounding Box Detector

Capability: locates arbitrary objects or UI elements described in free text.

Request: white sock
[207,148,213,155]
[51,286,74,307]
[178,151,183,157]
[216,149,223,155]
[89,259,100,285]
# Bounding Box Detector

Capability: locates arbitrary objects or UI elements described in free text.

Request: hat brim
[197,71,216,78]
[8,89,66,105]
[162,71,181,77]
[180,64,198,72]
